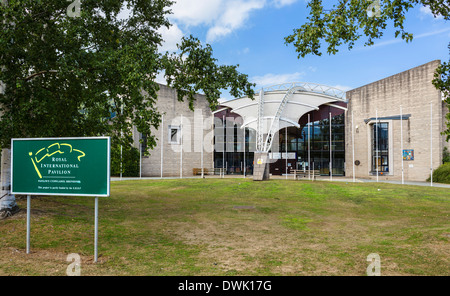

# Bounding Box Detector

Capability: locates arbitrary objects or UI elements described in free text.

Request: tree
[0,0,255,217]
[433,43,450,141]
[284,0,450,139]
[162,35,256,111]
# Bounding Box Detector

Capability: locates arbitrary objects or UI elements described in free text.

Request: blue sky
[154,0,450,100]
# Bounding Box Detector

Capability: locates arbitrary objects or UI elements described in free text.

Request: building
[133,84,214,177]
[137,61,449,182]
[214,83,347,180]
[345,60,449,181]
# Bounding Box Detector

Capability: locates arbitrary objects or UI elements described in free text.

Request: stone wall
[345,60,444,181]
[134,84,214,177]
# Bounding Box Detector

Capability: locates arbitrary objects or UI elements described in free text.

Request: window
[140,133,148,154]
[371,122,389,173]
[168,125,181,144]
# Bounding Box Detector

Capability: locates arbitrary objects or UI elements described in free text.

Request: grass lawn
[0,178,449,276]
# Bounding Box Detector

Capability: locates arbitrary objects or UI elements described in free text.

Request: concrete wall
[134,84,214,177]
[345,60,444,181]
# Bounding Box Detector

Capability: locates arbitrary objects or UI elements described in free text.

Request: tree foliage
[162,36,255,111]
[0,0,255,150]
[111,141,140,177]
[285,0,449,57]
[433,43,450,140]
[285,0,450,139]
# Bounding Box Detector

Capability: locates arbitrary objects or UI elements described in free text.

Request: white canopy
[220,82,347,151]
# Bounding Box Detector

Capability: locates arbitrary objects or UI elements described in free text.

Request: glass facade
[371,122,389,174]
[213,110,255,175]
[214,104,346,176]
[272,107,346,176]
[214,135,256,175]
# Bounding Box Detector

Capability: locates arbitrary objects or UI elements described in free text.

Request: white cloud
[419,6,444,20]
[118,1,298,47]
[168,0,299,43]
[272,0,298,8]
[251,71,306,87]
[415,27,450,39]
[206,26,233,42]
[369,27,450,48]
[157,23,185,52]
[206,0,266,43]
[170,0,223,27]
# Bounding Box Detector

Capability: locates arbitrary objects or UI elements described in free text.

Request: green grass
[0,178,449,275]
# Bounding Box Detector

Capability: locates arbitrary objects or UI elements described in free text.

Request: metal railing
[260,82,347,101]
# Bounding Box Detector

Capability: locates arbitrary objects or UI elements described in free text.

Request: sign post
[11,137,110,261]
[26,195,30,254]
[94,196,99,263]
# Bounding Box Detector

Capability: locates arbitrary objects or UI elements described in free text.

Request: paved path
[111,175,450,188]
[297,175,450,188]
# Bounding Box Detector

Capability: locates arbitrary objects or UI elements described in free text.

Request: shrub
[443,147,450,164]
[111,144,140,177]
[427,163,450,184]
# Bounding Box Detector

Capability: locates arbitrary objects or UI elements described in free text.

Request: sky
[152,0,450,100]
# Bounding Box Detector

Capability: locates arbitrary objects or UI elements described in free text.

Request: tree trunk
[0,148,18,219]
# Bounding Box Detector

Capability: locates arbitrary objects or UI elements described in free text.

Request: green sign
[11,137,110,197]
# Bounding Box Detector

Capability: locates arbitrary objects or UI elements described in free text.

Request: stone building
[133,84,214,177]
[135,61,449,181]
[345,60,449,181]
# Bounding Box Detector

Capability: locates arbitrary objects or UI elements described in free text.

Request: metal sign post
[26,195,30,254]
[94,196,99,263]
